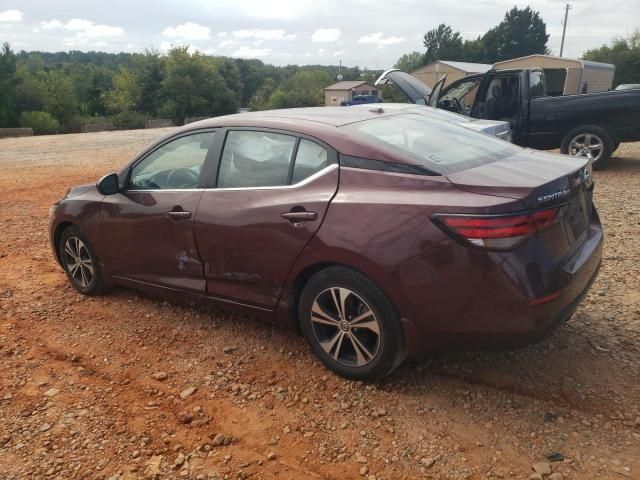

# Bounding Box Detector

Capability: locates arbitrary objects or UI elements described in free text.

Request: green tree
[482,7,549,62]
[102,67,142,114]
[19,111,59,134]
[43,71,79,127]
[159,47,239,123]
[248,77,278,111]
[132,50,164,115]
[0,42,18,127]
[15,67,50,113]
[394,51,425,73]
[423,24,464,63]
[583,31,640,87]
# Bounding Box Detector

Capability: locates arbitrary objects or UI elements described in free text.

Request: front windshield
[342,113,520,175]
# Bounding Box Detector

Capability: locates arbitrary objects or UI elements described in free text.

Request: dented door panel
[100,190,206,292]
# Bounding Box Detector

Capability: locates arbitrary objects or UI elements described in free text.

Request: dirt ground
[0,129,639,480]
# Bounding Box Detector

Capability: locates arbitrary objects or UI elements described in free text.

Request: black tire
[58,225,106,295]
[298,266,405,380]
[560,124,613,170]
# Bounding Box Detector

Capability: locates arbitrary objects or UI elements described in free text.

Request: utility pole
[560,3,572,57]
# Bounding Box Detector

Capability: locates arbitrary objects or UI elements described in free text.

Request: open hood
[375,69,432,105]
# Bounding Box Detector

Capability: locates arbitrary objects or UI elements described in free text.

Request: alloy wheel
[63,237,94,288]
[568,133,604,163]
[310,287,381,367]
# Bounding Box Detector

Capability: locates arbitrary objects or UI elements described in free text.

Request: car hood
[375,69,432,104]
[65,184,93,198]
[460,120,511,141]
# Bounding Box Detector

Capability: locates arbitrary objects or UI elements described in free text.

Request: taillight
[434,207,560,250]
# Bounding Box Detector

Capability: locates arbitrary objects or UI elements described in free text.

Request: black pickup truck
[376,68,640,168]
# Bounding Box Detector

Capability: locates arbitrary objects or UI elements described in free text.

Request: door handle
[166,210,192,220]
[281,211,318,222]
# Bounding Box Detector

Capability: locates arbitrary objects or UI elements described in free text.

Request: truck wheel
[561,125,613,170]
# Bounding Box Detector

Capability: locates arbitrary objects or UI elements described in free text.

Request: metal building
[324,81,378,106]
[492,54,615,95]
[411,60,492,88]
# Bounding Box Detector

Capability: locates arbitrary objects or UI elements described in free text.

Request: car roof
[191,105,425,129]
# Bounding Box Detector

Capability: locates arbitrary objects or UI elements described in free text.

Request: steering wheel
[165,168,200,188]
[451,97,463,113]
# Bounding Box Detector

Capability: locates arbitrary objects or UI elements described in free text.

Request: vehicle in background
[377,68,640,169]
[49,106,602,379]
[341,95,383,106]
[350,103,511,142]
[615,84,640,91]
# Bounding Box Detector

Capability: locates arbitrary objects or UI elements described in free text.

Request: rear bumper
[403,212,603,358]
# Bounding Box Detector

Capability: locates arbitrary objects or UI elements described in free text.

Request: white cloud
[358,32,405,46]
[333,50,345,57]
[311,28,341,43]
[232,29,295,40]
[358,32,383,43]
[232,46,271,58]
[378,36,404,45]
[217,39,235,48]
[66,18,124,37]
[0,10,23,22]
[38,18,124,38]
[40,19,62,30]
[162,22,210,40]
[217,32,228,38]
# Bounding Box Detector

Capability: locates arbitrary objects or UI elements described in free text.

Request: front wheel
[298,266,405,380]
[59,226,106,295]
[561,125,613,170]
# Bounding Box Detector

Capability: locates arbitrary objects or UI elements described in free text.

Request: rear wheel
[561,125,613,170]
[298,266,405,380]
[59,226,106,295]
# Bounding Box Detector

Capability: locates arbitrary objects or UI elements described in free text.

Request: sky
[0,0,637,68]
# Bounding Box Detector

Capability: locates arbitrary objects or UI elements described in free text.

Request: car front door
[100,129,218,292]
[194,129,339,309]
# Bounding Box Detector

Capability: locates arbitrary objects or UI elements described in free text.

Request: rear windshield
[341,113,520,175]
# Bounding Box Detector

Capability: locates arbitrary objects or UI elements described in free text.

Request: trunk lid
[447,150,594,248]
[446,150,590,209]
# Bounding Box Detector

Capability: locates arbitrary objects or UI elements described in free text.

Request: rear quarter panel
[282,167,526,349]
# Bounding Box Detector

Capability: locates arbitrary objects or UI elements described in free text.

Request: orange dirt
[1,130,639,480]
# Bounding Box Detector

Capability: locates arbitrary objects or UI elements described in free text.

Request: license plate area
[563,191,590,244]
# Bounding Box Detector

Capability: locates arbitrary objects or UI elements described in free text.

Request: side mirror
[97,173,119,195]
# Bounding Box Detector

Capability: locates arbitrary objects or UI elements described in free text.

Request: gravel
[0,131,639,479]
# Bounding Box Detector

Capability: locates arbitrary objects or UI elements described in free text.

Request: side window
[529,71,546,97]
[292,139,329,184]
[218,131,296,188]
[129,132,214,190]
[439,79,481,114]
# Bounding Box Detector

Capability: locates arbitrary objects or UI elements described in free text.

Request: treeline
[0,43,374,134]
[393,7,640,89]
[394,7,550,73]
[583,31,640,86]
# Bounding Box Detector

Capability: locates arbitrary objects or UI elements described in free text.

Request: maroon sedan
[49,105,603,379]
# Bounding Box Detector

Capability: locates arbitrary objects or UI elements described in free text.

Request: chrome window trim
[125,164,338,193]
[206,163,338,192]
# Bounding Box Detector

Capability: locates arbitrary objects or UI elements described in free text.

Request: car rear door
[194,129,339,309]
[100,129,218,292]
